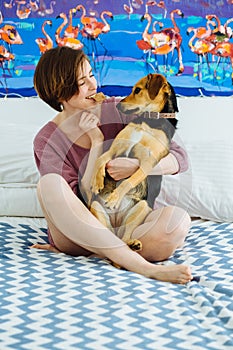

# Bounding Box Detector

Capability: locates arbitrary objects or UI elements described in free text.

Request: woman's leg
[36,173,192,284]
[132,206,191,261]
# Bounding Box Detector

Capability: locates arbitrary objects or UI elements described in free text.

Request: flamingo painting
[187,26,215,80]
[223,17,233,39]
[132,0,144,10]
[76,4,97,28]
[205,14,229,43]
[0,45,15,63]
[55,12,83,50]
[155,1,167,18]
[210,42,233,84]
[35,20,53,54]
[30,0,39,12]
[16,0,31,19]
[80,10,113,72]
[64,8,80,39]
[3,0,14,9]
[0,11,23,51]
[44,1,56,15]
[0,45,15,79]
[37,0,56,17]
[138,8,184,74]
[123,0,133,18]
[83,11,113,39]
[153,9,184,74]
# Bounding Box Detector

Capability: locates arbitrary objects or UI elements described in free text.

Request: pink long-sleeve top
[34,97,188,198]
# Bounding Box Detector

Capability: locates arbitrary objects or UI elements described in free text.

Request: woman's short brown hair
[33,46,88,112]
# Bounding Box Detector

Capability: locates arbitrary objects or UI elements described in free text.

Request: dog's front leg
[90,200,113,232]
[91,151,112,194]
[106,158,155,210]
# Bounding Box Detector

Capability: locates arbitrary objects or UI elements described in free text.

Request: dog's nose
[116,101,124,112]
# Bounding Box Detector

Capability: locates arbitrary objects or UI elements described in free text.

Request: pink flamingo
[210,42,233,84]
[30,0,39,12]
[44,1,56,15]
[0,11,23,50]
[223,17,233,39]
[55,13,83,50]
[16,0,31,19]
[35,20,53,54]
[187,26,215,80]
[4,0,14,9]
[155,1,167,18]
[84,11,113,39]
[123,0,133,18]
[205,14,229,43]
[132,0,144,9]
[80,10,113,72]
[0,45,15,77]
[140,1,162,43]
[0,45,15,62]
[189,18,216,40]
[37,0,55,16]
[76,4,97,27]
[152,9,184,74]
[140,12,157,43]
[64,8,79,39]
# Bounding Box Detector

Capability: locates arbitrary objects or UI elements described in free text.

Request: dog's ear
[146,74,170,100]
[161,83,179,113]
[168,83,179,112]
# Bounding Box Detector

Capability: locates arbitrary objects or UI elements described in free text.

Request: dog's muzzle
[116,102,140,115]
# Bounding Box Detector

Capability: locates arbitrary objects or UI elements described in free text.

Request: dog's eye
[134,87,141,94]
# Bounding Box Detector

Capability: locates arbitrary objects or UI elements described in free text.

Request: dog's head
[117,73,178,115]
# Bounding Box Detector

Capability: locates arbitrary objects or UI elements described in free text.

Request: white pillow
[156,140,233,222]
[156,96,233,222]
[0,184,44,217]
[0,97,55,217]
[0,98,55,185]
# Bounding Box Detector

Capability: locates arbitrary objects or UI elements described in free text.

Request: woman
[33,46,192,283]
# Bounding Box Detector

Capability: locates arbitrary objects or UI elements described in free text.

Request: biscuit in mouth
[87,92,106,102]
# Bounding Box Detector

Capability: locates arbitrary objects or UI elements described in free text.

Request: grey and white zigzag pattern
[0,221,233,350]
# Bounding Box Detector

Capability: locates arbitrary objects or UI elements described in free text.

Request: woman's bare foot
[148,264,192,284]
[30,243,61,254]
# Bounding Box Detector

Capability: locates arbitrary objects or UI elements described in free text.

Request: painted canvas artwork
[0,0,233,97]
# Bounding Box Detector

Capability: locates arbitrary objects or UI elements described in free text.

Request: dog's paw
[111,261,123,269]
[105,190,120,210]
[91,166,106,194]
[127,239,142,251]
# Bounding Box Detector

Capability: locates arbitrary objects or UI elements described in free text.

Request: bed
[1,96,233,349]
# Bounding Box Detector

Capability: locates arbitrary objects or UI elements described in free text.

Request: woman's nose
[88,76,97,89]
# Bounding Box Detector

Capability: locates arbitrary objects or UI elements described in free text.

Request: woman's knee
[38,173,65,190]
[37,173,68,207]
[165,206,191,237]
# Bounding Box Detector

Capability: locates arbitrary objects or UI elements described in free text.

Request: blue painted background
[1,0,233,97]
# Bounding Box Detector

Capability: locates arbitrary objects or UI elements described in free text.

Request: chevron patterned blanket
[0,218,233,350]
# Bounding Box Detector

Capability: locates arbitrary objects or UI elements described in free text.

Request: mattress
[0,217,232,350]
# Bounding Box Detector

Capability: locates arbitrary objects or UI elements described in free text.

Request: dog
[89,73,178,251]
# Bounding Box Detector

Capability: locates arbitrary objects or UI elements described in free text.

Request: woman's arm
[79,112,104,205]
[106,140,188,180]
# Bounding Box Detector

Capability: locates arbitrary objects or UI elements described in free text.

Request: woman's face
[63,59,98,112]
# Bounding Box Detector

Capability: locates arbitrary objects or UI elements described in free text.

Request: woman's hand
[106,157,139,181]
[79,111,103,145]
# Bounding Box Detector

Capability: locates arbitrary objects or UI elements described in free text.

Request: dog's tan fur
[90,74,177,251]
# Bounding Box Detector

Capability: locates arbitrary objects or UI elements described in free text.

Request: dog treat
[88,92,106,102]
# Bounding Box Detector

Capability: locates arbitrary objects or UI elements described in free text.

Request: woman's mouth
[86,92,106,102]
